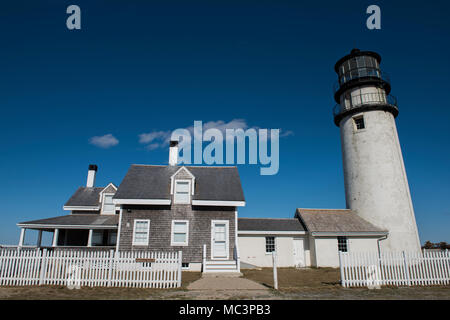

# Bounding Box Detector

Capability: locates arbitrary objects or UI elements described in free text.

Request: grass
[241,267,450,299]
[242,267,341,291]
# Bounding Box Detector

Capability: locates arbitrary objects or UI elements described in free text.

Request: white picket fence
[0,249,182,288]
[339,251,450,288]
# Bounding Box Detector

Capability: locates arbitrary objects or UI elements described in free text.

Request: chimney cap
[170,140,179,147]
[88,164,98,171]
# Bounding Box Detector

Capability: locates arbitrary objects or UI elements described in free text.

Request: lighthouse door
[293,238,305,267]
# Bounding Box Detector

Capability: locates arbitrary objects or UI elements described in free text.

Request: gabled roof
[64,184,117,209]
[64,187,105,207]
[113,165,245,202]
[295,208,387,234]
[18,214,119,228]
[238,218,305,232]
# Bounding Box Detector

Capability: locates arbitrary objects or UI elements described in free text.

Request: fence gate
[0,249,182,288]
[339,250,450,287]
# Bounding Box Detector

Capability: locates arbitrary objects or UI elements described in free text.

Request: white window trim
[171,220,189,246]
[265,236,276,255]
[101,193,116,215]
[174,179,192,204]
[352,114,366,133]
[132,219,150,246]
[170,166,195,195]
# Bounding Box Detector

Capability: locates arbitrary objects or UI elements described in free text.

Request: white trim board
[192,200,245,207]
[238,230,306,235]
[63,206,100,211]
[113,199,171,205]
[17,224,118,230]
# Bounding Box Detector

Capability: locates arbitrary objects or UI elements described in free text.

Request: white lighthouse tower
[333,49,421,252]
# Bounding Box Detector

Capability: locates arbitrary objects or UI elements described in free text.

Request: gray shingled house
[17,142,246,272]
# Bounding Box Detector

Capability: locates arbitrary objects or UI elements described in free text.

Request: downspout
[115,207,123,253]
[377,234,388,257]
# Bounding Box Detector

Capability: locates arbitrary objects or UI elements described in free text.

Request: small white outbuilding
[237,209,388,269]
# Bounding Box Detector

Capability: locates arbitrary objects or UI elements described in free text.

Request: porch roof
[17,214,119,229]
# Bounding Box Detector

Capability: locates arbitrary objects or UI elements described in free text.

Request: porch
[16,214,119,249]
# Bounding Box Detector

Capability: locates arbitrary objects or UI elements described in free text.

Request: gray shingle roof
[114,165,245,202]
[64,187,104,207]
[18,214,119,227]
[238,218,305,232]
[295,208,387,233]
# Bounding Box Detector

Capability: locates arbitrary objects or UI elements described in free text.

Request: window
[171,220,189,246]
[181,263,190,270]
[174,180,191,204]
[102,194,115,214]
[338,236,348,252]
[132,220,150,246]
[354,116,365,130]
[265,237,275,253]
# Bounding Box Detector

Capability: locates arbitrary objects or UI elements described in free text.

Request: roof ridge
[131,164,237,168]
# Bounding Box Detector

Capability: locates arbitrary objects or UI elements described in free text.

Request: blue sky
[0,1,449,245]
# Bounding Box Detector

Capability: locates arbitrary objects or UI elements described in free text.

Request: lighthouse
[333,49,421,252]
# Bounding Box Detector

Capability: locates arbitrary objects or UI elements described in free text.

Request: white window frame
[352,114,366,132]
[101,193,116,215]
[337,236,349,252]
[171,220,189,246]
[174,179,191,204]
[132,219,150,246]
[265,236,276,254]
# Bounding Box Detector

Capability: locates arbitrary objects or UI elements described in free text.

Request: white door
[293,238,305,267]
[211,221,228,259]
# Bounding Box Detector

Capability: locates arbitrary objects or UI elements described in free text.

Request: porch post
[52,229,59,247]
[87,229,93,247]
[18,228,26,248]
[37,230,43,248]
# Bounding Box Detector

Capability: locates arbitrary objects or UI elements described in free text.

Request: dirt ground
[0,269,449,300]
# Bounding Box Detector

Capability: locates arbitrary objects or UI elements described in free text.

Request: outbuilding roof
[238,218,305,232]
[295,208,387,234]
[18,214,119,228]
[114,165,245,202]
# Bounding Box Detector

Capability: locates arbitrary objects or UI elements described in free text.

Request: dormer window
[102,194,115,214]
[174,180,191,204]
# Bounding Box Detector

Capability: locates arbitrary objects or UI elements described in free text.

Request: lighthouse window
[354,116,365,130]
[338,236,348,252]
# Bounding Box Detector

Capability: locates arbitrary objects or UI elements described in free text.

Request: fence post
[272,251,278,290]
[107,250,114,287]
[338,251,345,287]
[39,249,47,286]
[402,251,411,286]
[202,244,206,272]
[177,251,182,288]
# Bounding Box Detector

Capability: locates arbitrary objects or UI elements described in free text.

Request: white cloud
[89,134,119,149]
[138,119,293,150]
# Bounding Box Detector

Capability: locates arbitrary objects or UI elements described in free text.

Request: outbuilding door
[293,238,305,267]
[211,220,229,259]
